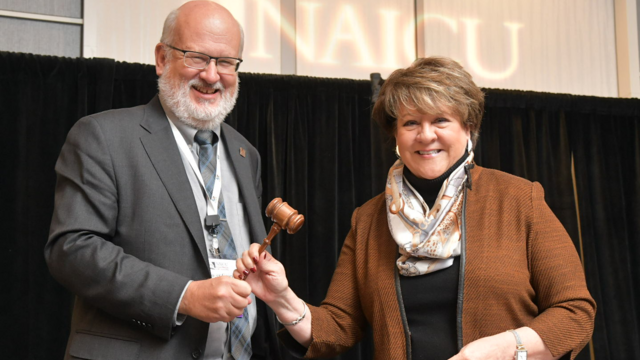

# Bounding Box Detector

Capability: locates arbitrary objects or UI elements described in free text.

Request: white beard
[158,63,239,130]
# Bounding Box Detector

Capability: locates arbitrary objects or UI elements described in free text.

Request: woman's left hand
[448,327,559,360]
[448,331,514,360]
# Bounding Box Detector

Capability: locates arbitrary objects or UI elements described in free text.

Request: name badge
[209,259,236,278]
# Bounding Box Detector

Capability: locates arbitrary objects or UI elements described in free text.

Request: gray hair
[159,3,245,59]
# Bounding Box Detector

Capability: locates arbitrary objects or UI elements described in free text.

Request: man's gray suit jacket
[45,96,280,360]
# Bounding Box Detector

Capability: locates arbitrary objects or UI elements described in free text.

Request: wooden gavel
[258,198,305,254]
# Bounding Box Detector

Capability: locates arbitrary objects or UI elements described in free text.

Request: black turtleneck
[399,151,468,360]
[402,150,469,208]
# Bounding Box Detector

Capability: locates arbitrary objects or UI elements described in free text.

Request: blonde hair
[372,57,485,146]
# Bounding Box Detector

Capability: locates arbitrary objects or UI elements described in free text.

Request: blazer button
[191,348,202,358]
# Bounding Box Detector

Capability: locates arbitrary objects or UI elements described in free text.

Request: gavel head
[265,198,305,234]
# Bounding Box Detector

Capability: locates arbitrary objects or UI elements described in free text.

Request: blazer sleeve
[527,182,596,359]
[45,116,191,340]
[277,207,368,358]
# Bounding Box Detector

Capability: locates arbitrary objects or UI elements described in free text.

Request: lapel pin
[240,147,246,158]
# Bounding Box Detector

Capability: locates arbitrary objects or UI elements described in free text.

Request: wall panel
[0,0,82,18]
[0,17,81,57]
[420,0,618,97]
[295,0,415,79]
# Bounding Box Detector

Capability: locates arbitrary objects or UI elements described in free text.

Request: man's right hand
[178,276,252,323]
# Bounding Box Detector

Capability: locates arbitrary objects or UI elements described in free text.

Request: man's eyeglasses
[164,44,242,74]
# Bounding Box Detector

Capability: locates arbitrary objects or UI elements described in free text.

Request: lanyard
[168,120,222,217]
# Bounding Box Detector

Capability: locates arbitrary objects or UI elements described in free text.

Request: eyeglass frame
[163,43,243,74]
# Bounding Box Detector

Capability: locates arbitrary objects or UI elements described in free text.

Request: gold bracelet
[276,299,307,326]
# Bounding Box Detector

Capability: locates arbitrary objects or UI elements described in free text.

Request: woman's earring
[467,138,473,152]
[395,145,401,159]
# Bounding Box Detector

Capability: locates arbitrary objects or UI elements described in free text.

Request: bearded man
[45,2,280,359]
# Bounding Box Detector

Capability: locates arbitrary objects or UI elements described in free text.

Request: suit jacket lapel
[220,124,265,243]
[139,96,209,265]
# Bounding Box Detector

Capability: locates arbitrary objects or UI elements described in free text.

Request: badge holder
[205,214,221,257]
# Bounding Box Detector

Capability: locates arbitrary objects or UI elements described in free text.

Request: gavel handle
[258,223,283,254]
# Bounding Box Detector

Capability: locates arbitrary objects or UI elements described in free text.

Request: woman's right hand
[236,243,313,347]
[235,243,290,304]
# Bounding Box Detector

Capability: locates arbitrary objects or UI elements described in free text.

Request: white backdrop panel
[83,0,619,96]
[294,0,415,79]
[84,0,180,65]
[215,0,282,74]
[84,0,281,74]
[420,0,618,97]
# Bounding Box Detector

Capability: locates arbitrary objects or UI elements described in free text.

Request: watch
[507,329,528,360]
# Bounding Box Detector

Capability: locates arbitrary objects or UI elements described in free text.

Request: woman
[235,57,595,360]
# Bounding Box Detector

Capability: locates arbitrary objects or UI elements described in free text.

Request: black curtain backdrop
[2,51,639,360]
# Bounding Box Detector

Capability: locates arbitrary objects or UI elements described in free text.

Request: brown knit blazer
[301,166,595,360]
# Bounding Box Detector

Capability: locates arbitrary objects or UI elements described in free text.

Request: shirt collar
[159,96,221,146]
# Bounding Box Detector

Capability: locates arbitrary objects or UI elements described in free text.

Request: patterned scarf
[385,149,474,276]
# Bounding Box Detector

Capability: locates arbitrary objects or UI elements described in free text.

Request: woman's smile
[396,106,470,180]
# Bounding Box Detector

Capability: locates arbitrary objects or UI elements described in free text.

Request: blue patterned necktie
[194,130,252,360]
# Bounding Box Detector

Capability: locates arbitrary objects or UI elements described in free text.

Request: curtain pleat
[225,73,377,359]
[568,113,640,360]
[2,51,639,360]
[2,52,89,360]
[478,96,579,247]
